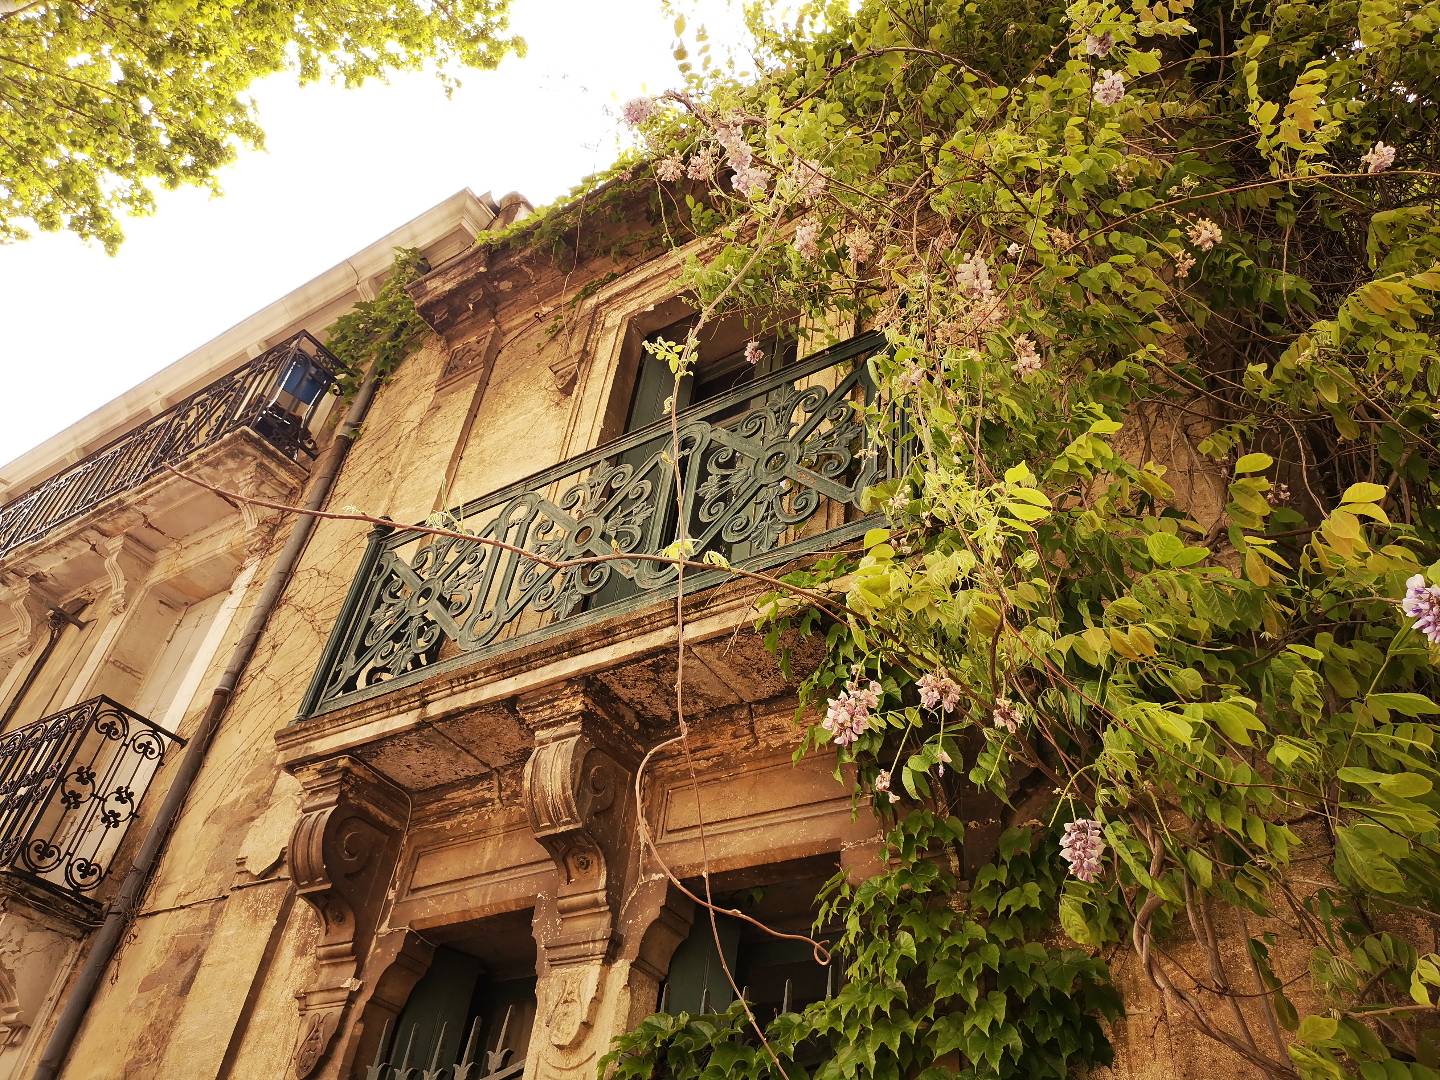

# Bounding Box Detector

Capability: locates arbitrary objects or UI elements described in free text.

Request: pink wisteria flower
[874,769,900,803]
[655,155,685,182]
[1187,217,1223,251]
[992,698,1023,733]
[1093,71,1126,106]
[732,163,769,198]
[822,674,883,747]
[918,670,963,713]
[1268,481,1291,507]
[896,364,927,391]
[956,250,995,302]
[1403,574,1440,645]
[845,228,876,263]
[1005,240,1023,257]
[1012,334,1042,378]
[1060,818,1106,882]
[715,121,752,169]
[1174,250,1196,279]
[743,340,764,366]
[792,158,827,202]
[687,144,720,180]
[793,218,820,260]
[1084,31,1115,57]
[1361,141,1397,174]
[622,97,657,126]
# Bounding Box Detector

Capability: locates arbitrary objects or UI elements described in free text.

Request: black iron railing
[366,1012,524,1080]
[300,331,893,718]
[0,332,338,560]
[0,696,181,899]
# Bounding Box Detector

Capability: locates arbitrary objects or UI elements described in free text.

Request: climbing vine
[594,0,1440,1075]
[324,247,432,394]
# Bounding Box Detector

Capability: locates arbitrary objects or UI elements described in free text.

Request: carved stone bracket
[0,573,59,672]
[519,681,637,969]
[288,756,408,1079]
[438,323,501,389]
[93,532,155,616]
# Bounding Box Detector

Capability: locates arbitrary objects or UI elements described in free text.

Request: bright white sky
[0,0,753,468]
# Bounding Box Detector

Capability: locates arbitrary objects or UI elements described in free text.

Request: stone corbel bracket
[520,681,638,969]
[0,573,60,673]
[92,532,155,617]
[288,756,408,1079]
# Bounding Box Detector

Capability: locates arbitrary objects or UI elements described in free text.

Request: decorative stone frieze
[288,756,408,1079]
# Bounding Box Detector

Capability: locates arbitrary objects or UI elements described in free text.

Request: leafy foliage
[602,814,1120,1080]
[323,248,431,393]
[0,0,520,251]
[603,0,1440,1074]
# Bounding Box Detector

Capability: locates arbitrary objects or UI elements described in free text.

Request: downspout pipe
[34,361,383,1080]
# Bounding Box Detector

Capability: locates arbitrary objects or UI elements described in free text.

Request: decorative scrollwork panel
[0,696,180,899]
[303,332,894,718]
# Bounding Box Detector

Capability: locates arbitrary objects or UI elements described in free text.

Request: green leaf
[1342,482,1387,505]
[1368,693,1440,717]
[1235,453,1274,474]
[1145,531,1185,566]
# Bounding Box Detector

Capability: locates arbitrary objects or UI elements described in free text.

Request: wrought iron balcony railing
[0,331,338,561]
[300,331,894,719]
[0,696,181,900]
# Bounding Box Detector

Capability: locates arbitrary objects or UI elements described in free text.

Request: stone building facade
[0,185,1249,1080]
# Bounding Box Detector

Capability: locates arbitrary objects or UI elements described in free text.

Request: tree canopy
[0,0,520,252]
[569,0,1440,1075]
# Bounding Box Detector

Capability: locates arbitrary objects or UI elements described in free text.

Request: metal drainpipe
[33,360,384,1080]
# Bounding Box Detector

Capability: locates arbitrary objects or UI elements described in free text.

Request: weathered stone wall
[39,207,1275,1080]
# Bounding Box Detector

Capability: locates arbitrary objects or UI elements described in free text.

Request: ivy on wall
[324,247,432,394]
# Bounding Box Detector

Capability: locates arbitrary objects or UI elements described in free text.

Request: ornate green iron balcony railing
[300,331,893,718]
[0,696,181,900]
[0,332,338,561]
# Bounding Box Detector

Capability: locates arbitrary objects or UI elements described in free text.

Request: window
[659,855,836,1024]
[586,313,797,611]
[371,911,536,1077]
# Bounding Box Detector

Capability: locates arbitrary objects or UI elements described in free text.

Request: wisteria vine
[586,0,1440,1075]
